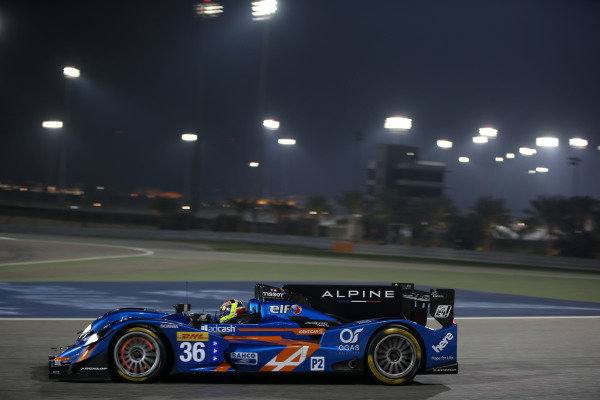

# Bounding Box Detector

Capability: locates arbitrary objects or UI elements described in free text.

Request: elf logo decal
[261,345,319,372]
[339,328,363,344]
[432,332,454,353]
[269,304,302,315]
[434,305,452,318]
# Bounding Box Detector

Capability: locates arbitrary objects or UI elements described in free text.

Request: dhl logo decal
[176,332,209,341]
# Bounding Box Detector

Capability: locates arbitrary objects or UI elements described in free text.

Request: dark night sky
[1,0,599,213]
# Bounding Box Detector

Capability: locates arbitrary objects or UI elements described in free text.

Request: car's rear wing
[255,283,455,328]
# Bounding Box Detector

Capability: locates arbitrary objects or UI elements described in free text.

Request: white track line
[454,316,600,320]
[0,236,16,240]
[0,236,154,266]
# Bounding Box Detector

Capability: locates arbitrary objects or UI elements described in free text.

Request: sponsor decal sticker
[304,321,330,328]
[310,356,325,371]
[230,352,258,365]
[201,325,236,334]
[321,289,394,302]
[262,346,318,372]
[339,328,363,344]
[81,367,108,371]
[297,328,325,335]
[160,323,178,329]
[432,332,454,353]
[431,355,455,361]
[434,305,452,318]
[269,304,302,315]
[177,332,209,341]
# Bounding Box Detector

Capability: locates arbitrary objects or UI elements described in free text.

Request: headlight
[78,323,93,340]
[83,333,100,346]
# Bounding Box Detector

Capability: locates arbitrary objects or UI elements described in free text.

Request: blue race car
[49,283,458,385]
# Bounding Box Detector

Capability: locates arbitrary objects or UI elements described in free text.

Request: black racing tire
[110,325,166,383]
[364,325,422,385]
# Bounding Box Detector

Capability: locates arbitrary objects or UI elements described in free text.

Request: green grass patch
[13,258,599,303]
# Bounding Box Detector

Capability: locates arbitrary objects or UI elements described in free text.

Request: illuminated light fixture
[181,205,191,210]
[458,157,470,163]
[385,116,412,130]
[263,119,280,130]
[277,138,296,145]
[42,121,63,129]
[506,153,515,159]
[96,186,104,190]
[195,1,223,17]
[92,202,102,207]
[436,139,453,149]
[248,161,260,168]
[472,136,488,144]
[519,147,536,156]
[536,137,559,147]
[495,157,504,162]
[527,170,536,174]
[308,211,317,215]
[569,137,588,148]
[181,133,198,142]
[535,167,549,173]
[252,0,277,20]
[406,152,415,156]
[63,66,80,78]
[479,127,498,138]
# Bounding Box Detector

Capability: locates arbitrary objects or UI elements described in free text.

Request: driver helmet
[218,299,246,323]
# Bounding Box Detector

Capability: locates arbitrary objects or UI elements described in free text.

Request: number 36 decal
[179,341,205,362]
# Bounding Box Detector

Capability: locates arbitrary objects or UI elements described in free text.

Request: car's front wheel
[365,326,421,385]
[111,326,165,383]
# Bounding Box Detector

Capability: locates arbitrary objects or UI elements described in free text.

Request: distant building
[367,144,445,197]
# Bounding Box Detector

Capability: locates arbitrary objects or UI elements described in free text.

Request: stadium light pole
[251,0,278,230]
[57,66,80,206]
[567,138,587,196]
[42,121,63,191]
[385,116,412,144]
[277,137,295,196]
[189,1,223,212]
[181,133,200,212]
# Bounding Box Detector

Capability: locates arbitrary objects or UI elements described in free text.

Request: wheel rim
[373,334,416,379]
[114,331,160,379]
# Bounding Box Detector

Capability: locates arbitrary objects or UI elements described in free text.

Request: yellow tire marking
[368,328,421,384]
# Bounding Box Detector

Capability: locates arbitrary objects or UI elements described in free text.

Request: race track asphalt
[1,232,599,399]
[0,318,598,400]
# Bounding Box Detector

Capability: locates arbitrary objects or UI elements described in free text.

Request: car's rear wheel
[365,326,421,385]
[111,326,165,383]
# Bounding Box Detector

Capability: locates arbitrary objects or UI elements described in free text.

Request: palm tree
[305,196,330,236]
[470,196,510,250]
[229,198,254,232]
[523,195,567,255]
[411,196,457,246]
[337,191,367,215]
[337,191,368,240]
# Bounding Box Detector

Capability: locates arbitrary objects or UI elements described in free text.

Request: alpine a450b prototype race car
[49,283,458,385]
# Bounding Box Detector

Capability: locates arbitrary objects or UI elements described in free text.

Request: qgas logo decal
[338,328,363,351]
[340,328,363,344]
[269,304,302,315]
[434,305,452,318]
[432,332,454,353]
